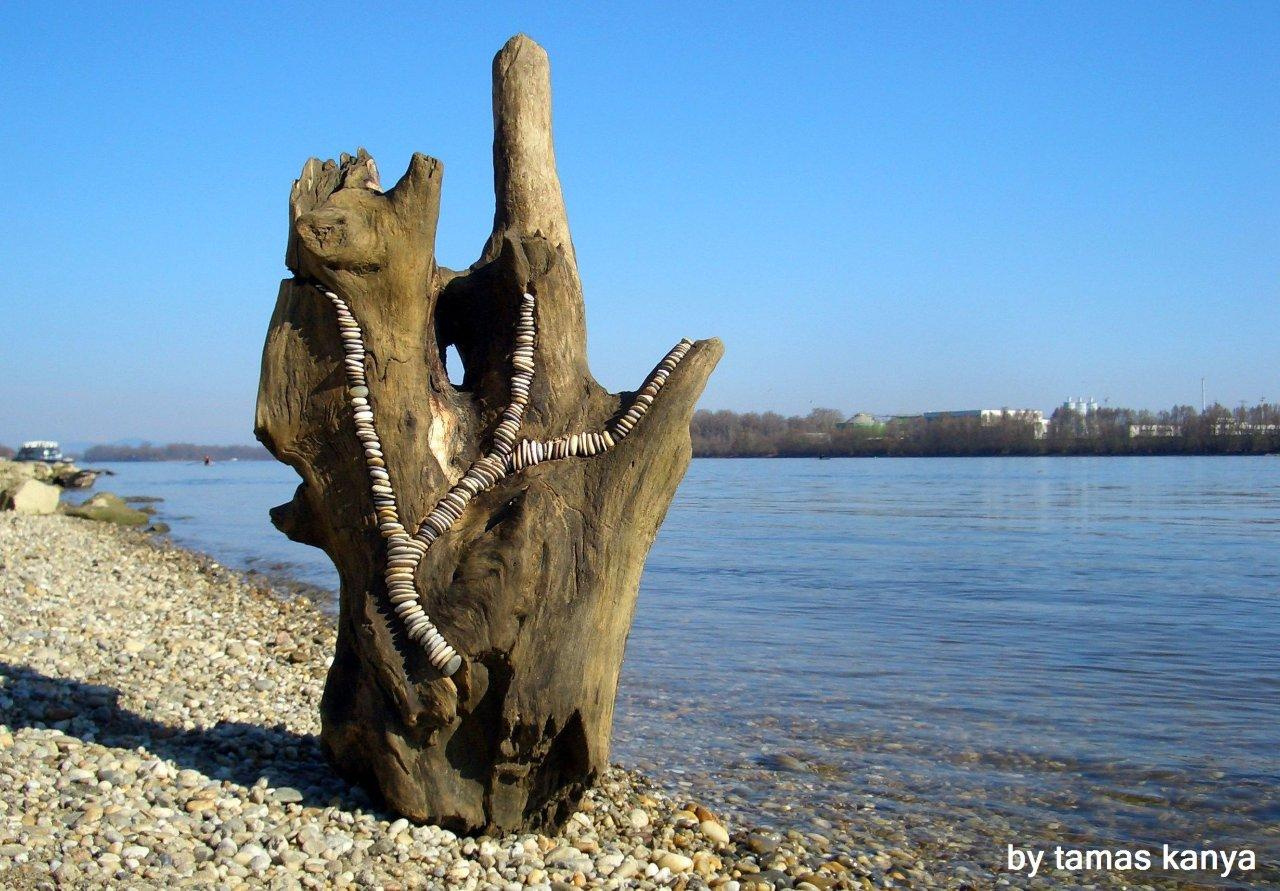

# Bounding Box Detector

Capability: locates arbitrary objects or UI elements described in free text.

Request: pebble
[658,851,694,872]
[700,818,731,844]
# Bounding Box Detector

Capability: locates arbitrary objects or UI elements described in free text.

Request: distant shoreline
[692,450,1280,458]
[76,450,1280,462]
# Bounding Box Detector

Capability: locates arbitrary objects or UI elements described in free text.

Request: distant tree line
[691,402,1280,457]
[26,401,1280,463]
[83,442,273,462]
[0,444,13,459]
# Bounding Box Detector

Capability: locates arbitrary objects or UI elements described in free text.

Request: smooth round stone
[349,386,369,398]
[441,654,463,676]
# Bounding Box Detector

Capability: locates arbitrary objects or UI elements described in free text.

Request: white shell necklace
[323,287,692,676]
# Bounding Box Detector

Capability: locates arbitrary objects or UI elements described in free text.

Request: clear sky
[1,2,1276,446]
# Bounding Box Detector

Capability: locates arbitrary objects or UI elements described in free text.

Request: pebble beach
[0,513,1187,889]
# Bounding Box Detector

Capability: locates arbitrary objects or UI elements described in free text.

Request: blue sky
[1,2,1276,445]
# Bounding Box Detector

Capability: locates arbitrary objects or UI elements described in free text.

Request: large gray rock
[53,468,98,489]
[0,478,60,514]
[63,491,150,526]
[0,459,37,489]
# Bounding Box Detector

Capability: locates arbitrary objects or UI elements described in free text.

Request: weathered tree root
[256,34,722,831]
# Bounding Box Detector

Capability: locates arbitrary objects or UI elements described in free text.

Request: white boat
[15,440,64,462]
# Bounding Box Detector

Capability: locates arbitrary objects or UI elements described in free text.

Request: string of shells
[323,287,693,677]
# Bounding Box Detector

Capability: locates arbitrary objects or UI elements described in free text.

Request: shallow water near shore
[78,456,1280,874]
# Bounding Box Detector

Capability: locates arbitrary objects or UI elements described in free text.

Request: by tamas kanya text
[1006,844,1255,879]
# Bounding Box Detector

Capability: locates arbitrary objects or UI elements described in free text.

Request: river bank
[0,512,1008,890]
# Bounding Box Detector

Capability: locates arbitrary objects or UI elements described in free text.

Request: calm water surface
[81,457,1280,863]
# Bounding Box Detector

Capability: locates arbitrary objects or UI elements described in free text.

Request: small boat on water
[15,440,64,462]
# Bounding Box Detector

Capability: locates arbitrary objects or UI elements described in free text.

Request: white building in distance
[921,409,1048,438]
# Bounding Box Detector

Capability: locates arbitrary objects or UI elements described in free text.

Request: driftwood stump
[254,34,721,833]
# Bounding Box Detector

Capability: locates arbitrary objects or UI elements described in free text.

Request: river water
[76,457,1280,873]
